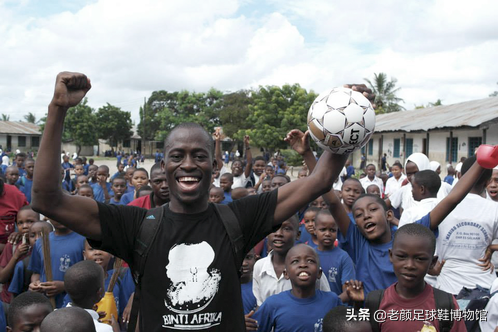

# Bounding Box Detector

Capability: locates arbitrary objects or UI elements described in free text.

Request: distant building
[353,97,498,173]
[0,121,41,152]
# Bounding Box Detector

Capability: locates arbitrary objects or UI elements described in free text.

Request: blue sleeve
[340,253,356,285]
[0,302,5,332]
[252,298,276,332]
[62,293,71,307]
[415,213,439,237]
[7,261,25,294]
[28,240,42,274]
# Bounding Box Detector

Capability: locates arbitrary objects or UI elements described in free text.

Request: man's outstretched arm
[32,72,101,240]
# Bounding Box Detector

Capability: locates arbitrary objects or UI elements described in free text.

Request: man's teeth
[179,177,199,182]
[299,272,309,277]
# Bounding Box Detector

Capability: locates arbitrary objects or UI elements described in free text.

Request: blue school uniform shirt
[61,162,74,182]
[342,214,434,296]
[337,212,356,261]
[444,175,454,185]
[241,281,257,314]
[19,177,33,203]
[221,191,233,204]
[8,259,27,295]
[83,164,89,175]
[0,302,5,332]
[119,191,135,205]
[109,198,126,205]
[298,224,313,244]
[91,182,113,203]
[126,184,134,193]
[28,231,85,308]
[253,290,342,332]
[118,268,135,314]
[316,246,356,296]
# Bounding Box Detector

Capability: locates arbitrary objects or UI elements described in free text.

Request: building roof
[375,97,498,133]
[0,121,41,135]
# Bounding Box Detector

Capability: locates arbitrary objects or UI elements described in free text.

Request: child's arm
[243,135,253,178]
[428,159,486,230]
[274,130,347,225]
[214,130,223,171]
[31,72,101,240]
[0,242,30,283]
[99,178,111,203]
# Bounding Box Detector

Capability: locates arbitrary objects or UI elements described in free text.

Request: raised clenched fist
[51,72,92,109]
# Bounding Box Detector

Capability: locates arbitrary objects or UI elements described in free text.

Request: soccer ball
[307,87,375,154]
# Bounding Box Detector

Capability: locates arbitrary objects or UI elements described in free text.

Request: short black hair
[15,152,27,159]
[8,291,52,326]
[305,207,321,216]
[342,178,364,192]
[64,260,104,306]
[75,174,88,181]
[323,306,359,332]
[366,163,375,169]
[394,223,436,255]
[164,123,214,156]
[97,165,109,173]
[40,307,96,332]
[137,185,153,196]
[132,167,149,178]
[18,205,40,220]
[353,193,388,212]
[413,170,441,195]
[314,209,333,224]
[461,156,492,189]
[286,215,300,229]
[79,184,93,191]
[392,161,403,169]
[254,156,265,162]
[272,174,290,183]
[220,173,234,182]
[111,175,126,184]
[150,162,162,174]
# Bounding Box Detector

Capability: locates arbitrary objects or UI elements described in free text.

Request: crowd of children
[1,126,498,332]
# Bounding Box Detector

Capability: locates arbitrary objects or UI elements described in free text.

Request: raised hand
[284,129,311,155]
[344,279,364,302]
[244,135,250,146]
[51,72,91,109]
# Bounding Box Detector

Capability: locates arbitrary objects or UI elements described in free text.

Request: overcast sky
[1,0,497,124]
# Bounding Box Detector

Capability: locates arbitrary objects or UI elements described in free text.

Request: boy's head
[271,174,289,190]
[253,156,266,176]
[111,176,127,199]
[268,215,300,255]
[265,165,274,178]
[314,209,338,251]
[261,179,272,193]
[88,165,98,180]
[486,168,498,201]
[209,187,225,203]
[62,155,69,163]
[132,168,149,191]
[124,167,135,184]
[17,205,40,235]
[310,196,327,209]
[5,166,20,185]
[298,169,308,179]
[74,164,84,176]
[15,152,26,167]
[366,184,381,197]
[412,170,441,201]
[283,244,322,289]
[64,260,105,308]
[231,160,244,177]
[391,162,403,179]
[231,187,249,200]
[150,163,169,203]
[7,291,53,332]
[40,307,96,332]
[240,249,257,284]
[219,173,233,193]
[83,240,112,271]
[77,184,94,199]
[323,306,372,332]
[247,187,257,195]
[137,185,153,198]
[117,163,125,173]
[352,194,391,244]
[365,164,376,179]
[24,159,35,178]
[88,158,94,165]
[341,178,364,208]
[75,174,89,189]
[96,165,110,182]
[390,223,437,294]
[29,221,53,247]
[303,207,320,237]
[462,156,492,193]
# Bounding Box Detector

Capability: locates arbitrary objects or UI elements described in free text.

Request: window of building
[468,137,482,157]
[446,137,458,162]
[393,139,400,158]
[18,136,26,147]
[405,138,413,157]
[31,136,40,147]
[156,141,164,149]
[123,139,131,148]
[368,139,373,155]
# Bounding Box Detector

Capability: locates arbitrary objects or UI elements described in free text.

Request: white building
[351,97,498,174]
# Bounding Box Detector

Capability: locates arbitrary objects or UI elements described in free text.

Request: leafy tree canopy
[96,103,133,148]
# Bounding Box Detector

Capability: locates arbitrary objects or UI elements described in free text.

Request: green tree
[218,90,253,139]
[1,114,10,121]
[236,84,316,152]
[96,103,133,148]
[61,98,98,155]
[365,73,405,114]
[491,82,498,97]
[415,99,443,109]
[23,112,37,124]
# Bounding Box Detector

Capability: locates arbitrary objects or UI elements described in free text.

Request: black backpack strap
[365,289,384,332]
[127,204,166,332]
[213,204,245,267]
[433,287,454,332]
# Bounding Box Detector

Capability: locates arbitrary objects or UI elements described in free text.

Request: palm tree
[24,112,37,124]
[364,73,405,113]
[1,114,10,121]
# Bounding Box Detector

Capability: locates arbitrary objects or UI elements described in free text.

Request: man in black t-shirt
[32,72,348,331]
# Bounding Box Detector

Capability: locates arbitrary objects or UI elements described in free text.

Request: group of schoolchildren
[1,130,498,332]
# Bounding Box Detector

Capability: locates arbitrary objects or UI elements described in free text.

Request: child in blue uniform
[241,249,257,315]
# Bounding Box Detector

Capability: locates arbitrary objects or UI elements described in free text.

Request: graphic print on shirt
[327,267,338,283]
[314,318,323,332]
[59,254,71,272]
[162,241,222,330]
[442,222,490,250]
